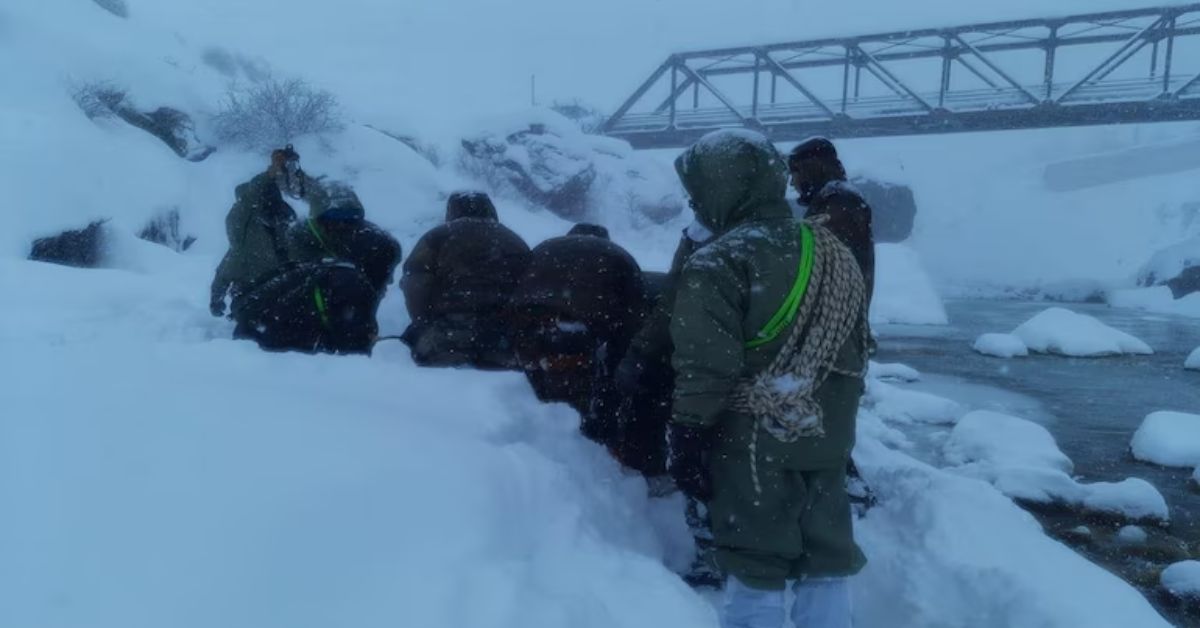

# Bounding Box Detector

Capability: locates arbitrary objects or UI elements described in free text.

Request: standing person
[787,137,875,303]
[400,192,531,369]
[666,129,870,628]
[210,145,306,321]
[509,223,648,468]
[286,180,402,297]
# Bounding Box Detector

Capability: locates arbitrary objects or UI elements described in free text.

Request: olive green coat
[211,173,297,301]
[668,131,866,589]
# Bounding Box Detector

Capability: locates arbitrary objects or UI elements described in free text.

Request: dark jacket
[400,195,531,324]
[806,180,875,304]
[510,234,647,350]
[211,173,297,300]
[287,219,401,296]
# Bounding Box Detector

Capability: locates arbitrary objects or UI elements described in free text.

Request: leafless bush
[551,99,608,134]
[212,77,344,151]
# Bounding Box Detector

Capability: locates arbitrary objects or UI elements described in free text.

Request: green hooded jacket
[211,172,297,300]
[669,130,867,586]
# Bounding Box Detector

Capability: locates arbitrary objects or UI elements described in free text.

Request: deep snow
[1131,411,1200,469]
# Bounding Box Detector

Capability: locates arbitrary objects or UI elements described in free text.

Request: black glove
[613,352,646,395]
[210,290,226,318]
[667,423,713,502]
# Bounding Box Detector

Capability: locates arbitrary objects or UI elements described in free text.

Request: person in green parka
[210,145,306,318]
[665,129,870,628]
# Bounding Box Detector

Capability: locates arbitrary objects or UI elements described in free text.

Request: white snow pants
[721,576,852,628]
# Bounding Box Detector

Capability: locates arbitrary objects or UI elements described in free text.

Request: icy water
[877,300,1200,532]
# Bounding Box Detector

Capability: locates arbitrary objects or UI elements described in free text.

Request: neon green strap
[313,285,331,329]
[746,224,815,349]
[307,218,335,257]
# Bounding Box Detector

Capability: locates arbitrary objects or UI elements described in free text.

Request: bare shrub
[91,0,129,18]
[71,81,127,120]
[212,77,345,151]
[551,99,608,134]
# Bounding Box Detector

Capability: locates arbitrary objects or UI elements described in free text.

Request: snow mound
[1012,307,1153,357]
[865,379,965,425]
[1131,411,1200,468]
[1161,561,1200,600]
[870,244,948,326]
[1116,525,1147,545]
[943,411,1169,523]
[868,361,921,383]
[1187,346,1200,370]
[972,333,1029,358]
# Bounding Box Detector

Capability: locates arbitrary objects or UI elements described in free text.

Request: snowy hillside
[1,1,1191,627]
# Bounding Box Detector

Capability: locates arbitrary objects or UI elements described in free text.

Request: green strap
[746,224,815,349]
[306,218,335,257]
[313,285,331,329]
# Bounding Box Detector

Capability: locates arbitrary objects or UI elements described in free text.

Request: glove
[667,422,713,502]
[210,290,226,318]
[613,352,646,395]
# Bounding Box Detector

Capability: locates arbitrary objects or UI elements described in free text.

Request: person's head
[674,129,788,234]
[310,181,365,226]
[445,191,498,222]
[787,137,847,205]
[567,223,610,240]
[269,144,306,199]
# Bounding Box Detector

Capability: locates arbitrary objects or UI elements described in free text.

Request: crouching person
[400,192,531,369]
[287,181,402,296]
[231,261,380,355]
[666,130,870,628]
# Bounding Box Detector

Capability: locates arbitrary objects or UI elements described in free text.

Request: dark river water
[875,300,1200,535]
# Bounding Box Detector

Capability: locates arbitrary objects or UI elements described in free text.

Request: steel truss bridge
[602,4,1200,148]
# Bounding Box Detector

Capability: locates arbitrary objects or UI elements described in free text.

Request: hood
[567,223,610,240]
[674,129,791,234]
[309,181,365,221]
[446,192,499,222]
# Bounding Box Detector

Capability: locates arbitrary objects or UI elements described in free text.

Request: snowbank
[943,411,1169,523]
[868,361,921,383]
[1131,411,1200,468]
[972,333,1029,358]
[1108,286,1200,320]
[1188,347,1200,370]
[1161,561,1200,600]
[865,379,965,426]
[870,243,948,326]
[1012,307,1153,357]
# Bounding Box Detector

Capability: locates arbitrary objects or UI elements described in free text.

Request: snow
[972,333,1029,358]
[1108,286,1200,320]
[943,411,1169,523]
[1116,526,1147,545]
[870,244,948,326]
[868,361,921,383]
[865,379,965,426]
[1188,346,1200,370]
[1012,307,1153,357]
[1137,234,1200,286]
[1130,411,1200,468]
[1161,561,1200,600]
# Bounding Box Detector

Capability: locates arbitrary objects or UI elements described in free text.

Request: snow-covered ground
[2,1,1192,626]
[1011,308,1154,358]
[1131,411,1200,469]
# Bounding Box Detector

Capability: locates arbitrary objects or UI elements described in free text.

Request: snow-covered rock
[868,361,921,383]
[1161,561,1200,600]
[870,243,948,326]
[943,411,1169,524]
[1137,234,1200,287]
[1012,307,1153,357]
[1187,346,1200,370]
[1108,286,1200,320]
[1131,411,1200,468]
[1116,525,1147,545]
[866,379,965,425]
[972,333,1029,358]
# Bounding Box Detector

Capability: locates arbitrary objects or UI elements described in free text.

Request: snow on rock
[1161,561,1200,600]
[870,243,949,326]
[972,333,1029,358]
[868,361,921,383]
[1107,286,1200,320]
[1131,411,1200,468]
[1187,346,1200,370]
[1012,307,1153,357]
[1137,234,1200,287]
[1116,525,1148,545]
[943,411,1169,524]
[865,379,965,425]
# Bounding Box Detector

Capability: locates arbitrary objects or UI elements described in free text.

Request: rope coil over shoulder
[730,219,869,493]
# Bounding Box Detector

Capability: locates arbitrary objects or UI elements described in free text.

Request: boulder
[138,209,196,253]
[75,86,214,161]
[29,221,110,268]
[850,177,917,243]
